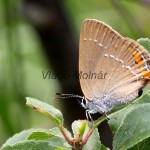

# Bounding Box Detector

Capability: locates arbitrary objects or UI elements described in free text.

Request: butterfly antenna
[54,93,83,100]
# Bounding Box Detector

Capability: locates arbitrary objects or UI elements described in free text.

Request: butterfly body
[81,89,142,115]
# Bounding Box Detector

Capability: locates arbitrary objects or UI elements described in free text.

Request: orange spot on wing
[132,51,144,65]
[141,70,150,78]
[135,56,143,64]
[132,51,140,57]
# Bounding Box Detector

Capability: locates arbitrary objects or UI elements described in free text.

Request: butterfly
[56,19,150,121]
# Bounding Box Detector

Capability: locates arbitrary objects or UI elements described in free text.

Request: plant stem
[59,125,73,145]
[82,115,106,145]
[59,116,106,149]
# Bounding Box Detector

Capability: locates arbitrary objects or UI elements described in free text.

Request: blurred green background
[0,0,150,146]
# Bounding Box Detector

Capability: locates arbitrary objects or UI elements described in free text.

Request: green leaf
[71,120,87,142]
[26,97,63,125]
[83,127,101,150]
[1,141,52,150]
[108,90,150,134]
[45,137,71,149]
[78,120,87,138]
[137,38,150,52]
[72,120,104,150]
[72,120,86,137]
[108,90,150,149]
[27,127,72,140]
[129,136,150,150]
[113,103,150,150]
[27,128,72,149]
[1,129,37,148]
[1,128,71,150]
[48,127,72,139]
[27,131,53,140]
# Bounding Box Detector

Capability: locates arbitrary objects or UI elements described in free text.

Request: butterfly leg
[85,109,97,127]
[103,112,110,121]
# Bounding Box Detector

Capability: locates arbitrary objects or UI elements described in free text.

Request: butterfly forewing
[79,19,121,100]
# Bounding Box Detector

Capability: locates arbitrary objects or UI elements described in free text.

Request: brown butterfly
[56,19,150,120]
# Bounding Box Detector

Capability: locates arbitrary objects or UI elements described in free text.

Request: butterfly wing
[79,19,150,103]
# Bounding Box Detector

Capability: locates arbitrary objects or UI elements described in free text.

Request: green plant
[1,38,150,150]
